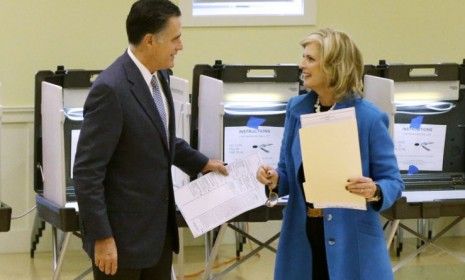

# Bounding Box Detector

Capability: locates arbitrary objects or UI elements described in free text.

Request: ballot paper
[174,153,266,238]
[299,107,366,210]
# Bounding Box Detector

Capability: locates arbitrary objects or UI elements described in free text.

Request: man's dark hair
[126,0,181,45]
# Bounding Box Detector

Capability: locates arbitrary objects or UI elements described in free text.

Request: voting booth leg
[174,228,185,280]
[228,223,278,253]
[427,219,433,239]
[386,220,400,250]
[212,224,280,279]
[416,219,427,249]
[203,224,228,280]
[392,217,465,272]
[30,213,46,258]
[52,227,71,280]
[171,267,176,280]
[233,222,242,257]
[396,226,404,257]
[203,229,219,272]
[51,227,92,280]
[204,232,212,269]
[200,222,280,279]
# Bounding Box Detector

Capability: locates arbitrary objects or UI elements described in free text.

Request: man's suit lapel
[122,53,170,151]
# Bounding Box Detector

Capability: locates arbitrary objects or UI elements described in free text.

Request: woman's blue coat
[274,92,404,280]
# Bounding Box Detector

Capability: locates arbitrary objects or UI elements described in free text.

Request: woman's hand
[346,176,377,199]
[256,165,279,190]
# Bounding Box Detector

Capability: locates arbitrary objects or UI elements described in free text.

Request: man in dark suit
[73,1,228,279]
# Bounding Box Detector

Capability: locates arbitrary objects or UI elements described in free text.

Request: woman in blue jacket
[257,28,404,280]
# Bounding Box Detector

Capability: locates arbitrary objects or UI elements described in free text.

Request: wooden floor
[1,236,465,279]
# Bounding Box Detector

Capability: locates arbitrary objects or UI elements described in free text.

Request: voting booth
[0,82,13,232]
[192,61,299,169]
[31,66,193,279]
[377,61,465,270]
[32,68,97,280]
[188,61,299,277]
[381,62,465,209]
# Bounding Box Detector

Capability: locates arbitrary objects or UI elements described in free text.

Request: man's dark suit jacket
[73,51,208,268]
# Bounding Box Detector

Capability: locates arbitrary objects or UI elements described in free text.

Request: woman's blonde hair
[300,28,364,101]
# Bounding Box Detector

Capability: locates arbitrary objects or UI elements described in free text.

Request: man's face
[150,16,183,70]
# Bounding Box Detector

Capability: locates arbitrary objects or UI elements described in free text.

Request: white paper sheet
[394,123,447,171]
[224,126,284,167]
[175,153,266,238]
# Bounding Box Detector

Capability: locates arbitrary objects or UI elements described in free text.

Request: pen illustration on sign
[414,141,434,151]
[252,143,273,153]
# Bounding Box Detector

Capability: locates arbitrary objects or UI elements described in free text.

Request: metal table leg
[392,217,465,272]
[176,228,185,280]
[203,224,228,280]
[52,227,71,280]
[386,220,400,249]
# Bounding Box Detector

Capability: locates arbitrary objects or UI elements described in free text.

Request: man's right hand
[94,236,118,275]
[256,165,279,189]
[201,159,229,176]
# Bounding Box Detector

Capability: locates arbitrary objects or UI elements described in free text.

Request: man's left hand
[201,159,228,176]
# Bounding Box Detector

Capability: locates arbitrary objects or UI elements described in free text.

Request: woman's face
[299,42,327,91]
